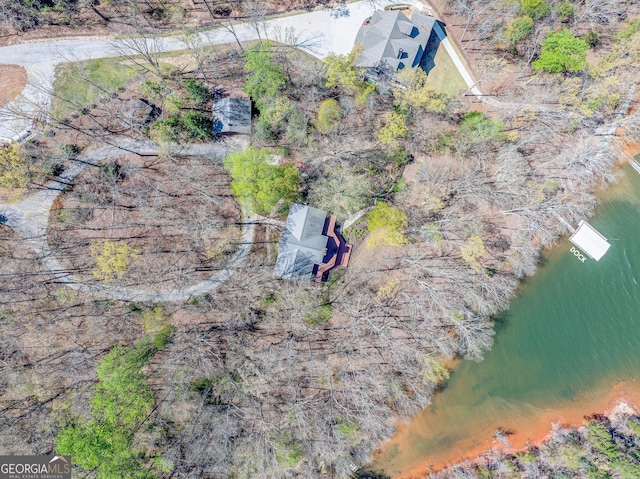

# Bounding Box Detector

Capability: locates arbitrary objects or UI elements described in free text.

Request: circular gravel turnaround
[0,139,255,303]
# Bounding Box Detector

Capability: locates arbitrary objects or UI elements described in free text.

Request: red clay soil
[622,138,640,158]
[385,381,640,478]
[0,64,27,109]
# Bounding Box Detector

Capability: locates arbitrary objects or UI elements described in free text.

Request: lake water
[375,162,640,478]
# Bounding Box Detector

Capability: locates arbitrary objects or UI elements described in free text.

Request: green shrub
[190,372,241,406]
[520,0,551,19]
[55,342,158,478]
[555,2,575,22]
[153,326,172,350]
[305,303,333,326]
[459,111,506,143]
[378,111,408,147]
[191,378,213,396]
[336,419,359,436]
[187,295,207,305]
[243,42,287,112]
[223,147,300,215]
[627,419,640,437]
[261,292,281,306]
[99,161,122,181]
[387,149,411,168]
[274,435,304,467]
[545,179,559,190]
[55,206,91,225]
[58,143,79,159]
[254,117,279,143]
[276,449,302,468]
[149,115,184,145]
[316,98,341,134]
[533,29,588,73]
[184,79,210,105]
[366,202,408,248]
[506,16,534,45]
[585,421,617,461]
[182,110,213,140]
[95,299,114,310]
[392,177,408,194]
[55,287,74,305]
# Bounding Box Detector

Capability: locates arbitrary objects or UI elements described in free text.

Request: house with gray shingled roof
[212,97,252,135]
[354,9,436,76]
[275,203,352,282]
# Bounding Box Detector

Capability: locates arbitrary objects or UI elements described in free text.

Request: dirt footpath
[0,64,27,108]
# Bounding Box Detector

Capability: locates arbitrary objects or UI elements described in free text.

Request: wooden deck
[315,216,353,282]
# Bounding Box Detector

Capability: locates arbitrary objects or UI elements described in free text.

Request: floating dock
[569,220,611,261]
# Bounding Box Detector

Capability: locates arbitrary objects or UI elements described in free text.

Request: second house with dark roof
[354,9,437,77]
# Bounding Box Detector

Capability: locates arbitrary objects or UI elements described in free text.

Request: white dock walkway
[569,221,611,261]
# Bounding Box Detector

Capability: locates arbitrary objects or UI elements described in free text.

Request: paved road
[0,0,507,139]
[0,137,255,303]
[0,0,409,301]
[0,0,544,141]
[0,0,403,141]
[0,0,513,303]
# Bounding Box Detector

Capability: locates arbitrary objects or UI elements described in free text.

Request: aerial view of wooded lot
[1,0,640,478]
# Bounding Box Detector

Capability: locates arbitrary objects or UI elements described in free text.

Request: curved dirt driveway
[0,138,255,303]
[0,0,520,303]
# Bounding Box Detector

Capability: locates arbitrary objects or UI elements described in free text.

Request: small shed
[569,220,611,261]
[212,97,252,135]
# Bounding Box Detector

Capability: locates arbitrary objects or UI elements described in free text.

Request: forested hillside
[430,408,640,479]
[1,0,640,478]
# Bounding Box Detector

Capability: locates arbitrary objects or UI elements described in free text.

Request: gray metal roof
[274,204,329,280]
[354,10,435,73]
[212,97,252,134]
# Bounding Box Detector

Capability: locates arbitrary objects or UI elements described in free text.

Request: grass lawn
[51,58,137,117]
[425,46,467,98]
[50,42,249,118]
